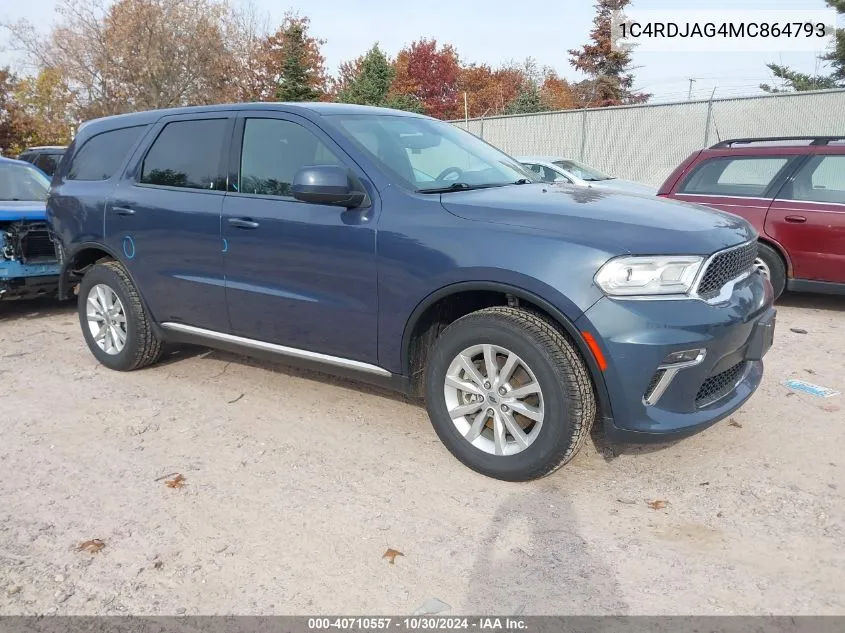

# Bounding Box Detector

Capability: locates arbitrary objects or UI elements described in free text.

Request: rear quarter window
[67,126,147,181]
[678,156,791,198]
[139,119,228,191]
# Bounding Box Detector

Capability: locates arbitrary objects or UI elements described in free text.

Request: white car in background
[517,155,657,196]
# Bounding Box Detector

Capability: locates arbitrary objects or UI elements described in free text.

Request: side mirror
[292,165,366,208]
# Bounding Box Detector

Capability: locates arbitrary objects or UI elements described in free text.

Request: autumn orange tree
[392,39,461,119]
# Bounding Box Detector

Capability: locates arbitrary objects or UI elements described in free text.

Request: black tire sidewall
[425,317,578,480]
[77,264,142,371]
[758,243,786,299]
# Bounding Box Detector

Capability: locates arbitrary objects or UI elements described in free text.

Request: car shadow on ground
[199,348,419,407]
[0,297,75,322]
[777,291,845,312]
[589,422,682,463]
[463,488,629,614]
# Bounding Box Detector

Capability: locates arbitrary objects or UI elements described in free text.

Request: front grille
[20,228,58,264]
[696,241,758,300]
[696,361,748,407]
[643,369,666,403]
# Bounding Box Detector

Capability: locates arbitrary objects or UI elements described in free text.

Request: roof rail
[710,136,845,149]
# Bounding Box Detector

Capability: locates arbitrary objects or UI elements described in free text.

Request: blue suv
[47,103,776,481]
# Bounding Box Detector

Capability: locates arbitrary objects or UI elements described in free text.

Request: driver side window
[238,118,343,198]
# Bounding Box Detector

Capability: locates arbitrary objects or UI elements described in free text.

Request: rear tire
[423,306,596,481]
[77,260,163,371]
[755,242,786,300]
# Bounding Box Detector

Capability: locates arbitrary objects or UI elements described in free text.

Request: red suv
[659,136,845,299]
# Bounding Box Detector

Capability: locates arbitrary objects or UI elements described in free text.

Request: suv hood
[0,201,48,222]
[440,184,755,255]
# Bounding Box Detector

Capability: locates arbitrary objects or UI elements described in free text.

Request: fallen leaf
[728,420,743,428]
[790,328,808,334]
[805,369,816,375]
[165,474,186,488]
[153,561,163,570]
[647,500,667,510]
[227,393,245,404]
[382,548,404,564]
[78,539,105,554]
[699,481,710,486]
[822,404,841,413]
[616,498,637,505]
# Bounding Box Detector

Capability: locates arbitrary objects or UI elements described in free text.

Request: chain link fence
[452,89,845,187]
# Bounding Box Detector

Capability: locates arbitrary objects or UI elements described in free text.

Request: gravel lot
[0,293,843,616]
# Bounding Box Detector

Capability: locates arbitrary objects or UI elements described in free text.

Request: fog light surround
[643,348,707,406]
[661,348,707,365]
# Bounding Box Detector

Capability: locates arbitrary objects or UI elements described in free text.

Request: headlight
[595,255,703,296]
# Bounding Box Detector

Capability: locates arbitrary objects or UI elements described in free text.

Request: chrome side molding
[160,322,392,377]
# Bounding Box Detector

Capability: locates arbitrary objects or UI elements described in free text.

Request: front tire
[424,307,596,481]
[77,260,163,371]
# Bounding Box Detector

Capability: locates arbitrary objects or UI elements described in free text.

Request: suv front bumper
[576,271,775,443]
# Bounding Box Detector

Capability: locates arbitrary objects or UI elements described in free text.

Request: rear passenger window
[68,126,145,181]
[679,157,790,197]
[238,118,342,197]
[140,119,228,190]
[779,155,845,205]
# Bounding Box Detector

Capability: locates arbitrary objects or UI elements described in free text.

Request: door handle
[785,215,806,223]
[112,206,136,216]
[228,218,260,229]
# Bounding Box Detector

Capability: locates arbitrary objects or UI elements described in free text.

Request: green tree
[336,44,422,112]
[276,21,320,101]
[761,1,844,92]
[568,0,650,106]
[505,84,546,114]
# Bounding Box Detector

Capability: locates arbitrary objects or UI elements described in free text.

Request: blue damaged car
[0,157,61,300]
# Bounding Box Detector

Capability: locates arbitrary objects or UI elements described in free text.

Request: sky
[0,0,841,103]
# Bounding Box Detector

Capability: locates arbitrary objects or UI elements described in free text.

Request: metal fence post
[579,109,588,161]
[703,88,716,148]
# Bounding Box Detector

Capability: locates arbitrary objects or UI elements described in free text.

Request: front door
[766,153,845,283]
[106,114,233,331]
[221,113,379,365]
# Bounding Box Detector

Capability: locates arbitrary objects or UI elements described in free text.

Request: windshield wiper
[418,182,494,194]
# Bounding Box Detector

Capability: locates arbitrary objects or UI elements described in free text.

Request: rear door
[669,153,803,237]
[106,113,234,331]
[766,152,845,283]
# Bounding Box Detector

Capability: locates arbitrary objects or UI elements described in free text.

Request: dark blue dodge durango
[48,103,776,481]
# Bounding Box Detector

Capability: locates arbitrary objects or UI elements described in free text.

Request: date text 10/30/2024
[307,617,528,631]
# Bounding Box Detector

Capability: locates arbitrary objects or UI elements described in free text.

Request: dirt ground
[0,292,843,616]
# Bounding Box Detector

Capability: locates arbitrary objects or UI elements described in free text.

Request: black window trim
[131,113,235,196]
[64,124,150,182]
[677,154,806,200]
[225,111,364,204]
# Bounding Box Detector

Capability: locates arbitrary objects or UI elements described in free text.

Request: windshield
[553,159,613,182]
[0,162,51,201]
[327,114,534,192]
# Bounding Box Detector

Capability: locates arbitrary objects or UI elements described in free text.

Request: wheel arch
[58,242,166,341]
[756,236,791,278]
[401,281,613,419]
[58,242,123,300]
